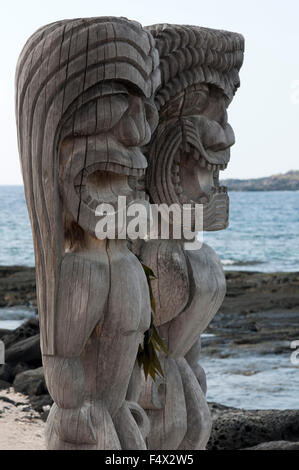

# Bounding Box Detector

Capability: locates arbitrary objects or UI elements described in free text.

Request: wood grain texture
[16,16,244,450]
[145,357,188,450]
[16,17,160,450]
[138,23,244,450]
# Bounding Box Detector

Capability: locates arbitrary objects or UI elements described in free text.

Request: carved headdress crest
[144,24,244,231]
[146,23,244,108]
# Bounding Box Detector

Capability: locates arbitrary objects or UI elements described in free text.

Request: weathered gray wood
[16,17,244,450]
[176,358,211,450]
[185,339,207,395]
[16,17,160,450]
[137,23,244,450]
[144,357,188,450]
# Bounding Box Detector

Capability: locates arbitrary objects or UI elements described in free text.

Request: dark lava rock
[11,363,31,379]
[5,334,41,367]
[0,266,36,307]
[0,328,10,339]
[244,440,299,450]
[0,379,11,390]
[30,394,53,415]
[203,271,299,357]
[0,363,14,383]
[208,402,299,450]
[13,367,47,396]
[0,395,17,405]
[2,318,39,349]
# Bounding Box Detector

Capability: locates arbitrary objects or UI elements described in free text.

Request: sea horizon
[1,186,298,273]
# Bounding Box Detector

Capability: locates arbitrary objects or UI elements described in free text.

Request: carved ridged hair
[145,23,244,108]
[15,17,160,354]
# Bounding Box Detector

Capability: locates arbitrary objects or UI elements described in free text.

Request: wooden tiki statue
[16,16,244,450]
[15,17,160,449]
[137,24,244,449]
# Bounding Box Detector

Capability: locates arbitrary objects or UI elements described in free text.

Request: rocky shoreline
[221,170,299,191]
[205,270,299,357]
[0,266,299,450]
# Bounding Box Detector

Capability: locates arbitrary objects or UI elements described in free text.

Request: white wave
[221,259,265,267]
[0,307,36,321]
[221,259,235,266]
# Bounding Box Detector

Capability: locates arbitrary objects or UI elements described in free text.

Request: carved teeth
[175,185,183,194]
[136,190,145,199]
[218,186,227,193]
[136,181,145,190]
[78,163,146,178]
[197,159,228,172]
[192,149,200,161]
[179,194,188,204]
[219,164,227,171]
[89,199,99,210]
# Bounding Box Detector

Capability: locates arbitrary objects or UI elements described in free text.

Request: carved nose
[192,116,235,151]
[206,123,235,152]
[129,97,152,145]
[116,97,151,147]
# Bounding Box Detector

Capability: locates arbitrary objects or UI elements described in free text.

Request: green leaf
[137,262,168,382]
[141,263,157,280]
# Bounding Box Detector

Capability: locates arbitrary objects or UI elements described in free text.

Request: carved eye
[202,87,229,127]
[96,94,129,132]
[182,88,209,116]
[70,94,129,136]
[160,93,184,120]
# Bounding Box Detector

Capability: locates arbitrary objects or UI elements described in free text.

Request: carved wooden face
[59,82,158,239]
[173,85,234,201]
[147,84,236,231]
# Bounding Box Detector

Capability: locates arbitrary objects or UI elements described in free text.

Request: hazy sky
[1,0,298,184]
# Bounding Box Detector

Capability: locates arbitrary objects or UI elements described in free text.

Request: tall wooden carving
[15,17,160,450]
[137,24,244,449]
[16,17,244,450]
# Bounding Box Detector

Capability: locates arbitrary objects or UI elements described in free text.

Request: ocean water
[201,351,299,410]
[204,190,299,272]
[0,186,298,271]
[0,186,298,410]
[0,186,34,266]
[0,306,37,330]
[200,332,299,410]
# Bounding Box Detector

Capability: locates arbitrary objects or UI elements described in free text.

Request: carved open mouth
[74,162,147,210]
[168,116,234,213]
[68,133,149,210]
[173,146,228,206]
[170,144,230,231]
